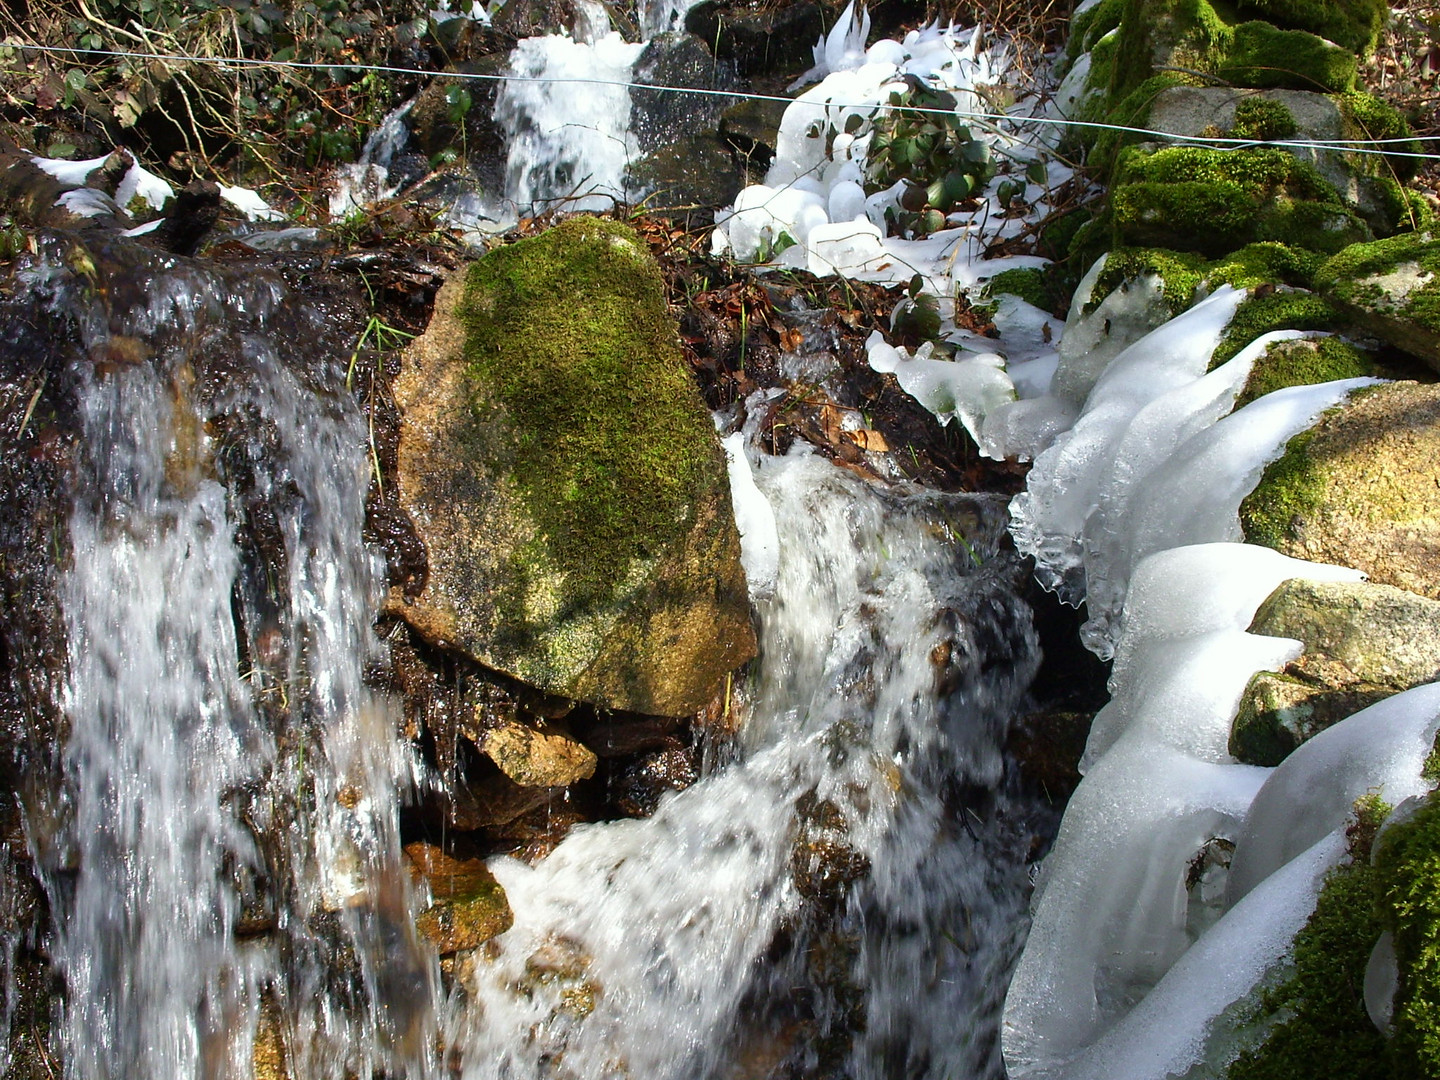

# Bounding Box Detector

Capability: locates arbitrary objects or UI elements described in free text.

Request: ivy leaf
[844,112,864,135]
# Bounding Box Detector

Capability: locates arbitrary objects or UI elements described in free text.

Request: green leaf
[772,230,798,256]
[943,170,973,204]
[925,178,947,209]
[1026,160,1048,185]
[844,112,864,135]
[961,140,990,165]
[908,273,924,297]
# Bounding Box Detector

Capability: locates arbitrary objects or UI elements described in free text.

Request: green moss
[1220,21,1358,93]
[1111,146,1369,255]
[1239,425,1327,549]
[1226,799,1390,1079]
[1067,0,1126,64]
[1374,791,1440,1075]
[1212,291,1343,365]
[1316,232,1440,335]
[1210,242,1327,289]
[1231,97,1300,141]
[1339,91,1421,182]
[1234,335,1375,407]
[986,267,1055,311]
[457,216,718,619]
[1232,0,1386,56]
[1111,0,1231,100]
[1091,247,1209,315]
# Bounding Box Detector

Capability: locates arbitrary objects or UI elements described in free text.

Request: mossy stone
[1231,669,1391,766]
[392,216,757,716]
[405,842,514,955]
[1315,233,1440,368]
[1240,382,1440,599]
[1232,0,1386,57]
[985,267,1053,310]
[1219,21,1357,93]
[1233,335,1374,408]
[1111,146,1370,256]
[1225,803,1389,1078]
[1373,790,1440,1074]
[1211,291,1342,366]
[1231,578,1440,765]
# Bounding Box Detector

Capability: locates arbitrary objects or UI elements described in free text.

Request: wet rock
[1240,382,1440,599]
[407,61,510,182]
[630,32,742,155]
[1315,233,1440,368]
[405,842,514,954]
[481,717,598,787]
[1231,578,1440,765]
[391,216,756,716]
[614,744,699,816]
[627,133,748,210]
[719,95,790,169]
[683,0,824,76]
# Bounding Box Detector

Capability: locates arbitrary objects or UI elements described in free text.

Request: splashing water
[453,448,1043,1080]
[21,237,434,1080]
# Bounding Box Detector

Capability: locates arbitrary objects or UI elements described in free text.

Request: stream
[0,6,1068,1068]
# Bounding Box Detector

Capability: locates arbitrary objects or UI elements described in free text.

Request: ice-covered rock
[1003,543,1367,1080]
[1228,682,1440,902]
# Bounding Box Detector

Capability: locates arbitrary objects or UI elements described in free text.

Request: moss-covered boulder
[1373,790,1440,1074]
[404,842,513,955]
[392,216,756,717]
[1240,382,1440,599]
[1110,145,1370,256]
[1144,87,1418,235]
[1231,0,1386,57]
[1316,233,1440,368]
[1231,579,1440,765]
[1231,335,1375,408]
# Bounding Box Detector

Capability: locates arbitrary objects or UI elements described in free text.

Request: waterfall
[453,448,1042,1080]
[22,238,435,1080]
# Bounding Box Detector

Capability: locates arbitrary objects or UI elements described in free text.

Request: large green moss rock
[1315,233,1440,368]
[1231,0,1386,56]
[1240,382,1440,600]
[1231,578,1440,765]
[392,216,756,717]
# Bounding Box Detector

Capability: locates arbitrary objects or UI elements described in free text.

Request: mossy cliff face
[391,216,756,716]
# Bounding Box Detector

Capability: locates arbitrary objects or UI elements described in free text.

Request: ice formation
[1003,543,1366,1079]
[32,152,174,214]
[1000,251,1425,1080]
[710,13,1073,445]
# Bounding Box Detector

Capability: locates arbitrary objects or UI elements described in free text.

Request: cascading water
[452,448,1043,1080]
[18,237,435,1080]
[4,230,1053,1080]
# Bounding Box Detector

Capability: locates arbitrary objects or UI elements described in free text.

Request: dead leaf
[848,429,890,452]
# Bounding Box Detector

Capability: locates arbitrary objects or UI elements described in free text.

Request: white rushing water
[29,244,434,1080]
[452,447,1042,1080]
